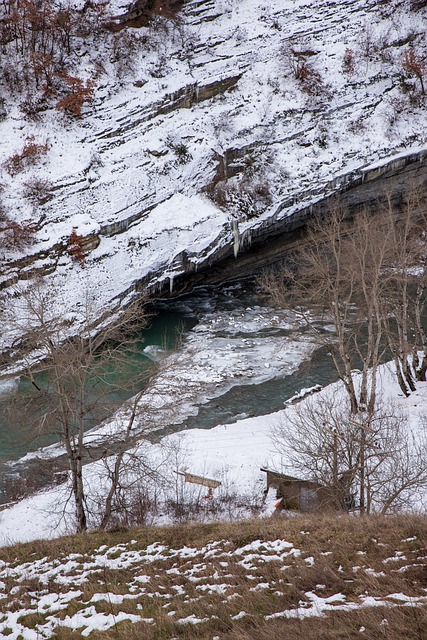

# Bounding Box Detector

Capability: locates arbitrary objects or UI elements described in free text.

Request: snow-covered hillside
[1,0,427,348]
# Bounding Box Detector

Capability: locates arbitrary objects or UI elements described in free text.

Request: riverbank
[0,282,339,504]
[0,358,426,546]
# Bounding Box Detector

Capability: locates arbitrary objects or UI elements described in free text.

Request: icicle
[232,219,240,259]
[169,274,174,294]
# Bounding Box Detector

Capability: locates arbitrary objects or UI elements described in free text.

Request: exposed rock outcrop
[134,147,427,295]
[1,0,427,350]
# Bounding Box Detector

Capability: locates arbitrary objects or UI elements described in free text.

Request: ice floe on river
[14,302,317,463]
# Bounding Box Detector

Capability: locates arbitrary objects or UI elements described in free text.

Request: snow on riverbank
[1,360,426,547]
[15,302,316,463]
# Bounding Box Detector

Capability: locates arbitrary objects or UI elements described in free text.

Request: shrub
[3,136,49,176]
[0,220,35,250]
[282,41,325,95]
[19,95,47,121]
[105,0,184,31]
[2,460,66,502]
[403,48,425,94]
[358,23,393,63]
[56,74,96,116]
[1,59,31,94]
[342,47,355,74]
[166,137,192,164]
[67,228,86,265]
[111,30,148,80]
[211,176,272,219]
[6,153,26,176]
[23,177,52,205]
[294,58,312,81]
[30,51,56,88]
[383,93,410,131]
[358,23,379,61]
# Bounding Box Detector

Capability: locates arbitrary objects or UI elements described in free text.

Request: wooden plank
[175,471,221,488]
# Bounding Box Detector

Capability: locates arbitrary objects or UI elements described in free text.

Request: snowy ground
[0,519,426,639]
[0,359,426,547]
[1,0,427,553]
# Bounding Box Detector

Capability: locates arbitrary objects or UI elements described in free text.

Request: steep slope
[1,0,427,349]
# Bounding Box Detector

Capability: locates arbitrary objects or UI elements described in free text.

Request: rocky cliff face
[167,148,427,293]
[1,0,427,351]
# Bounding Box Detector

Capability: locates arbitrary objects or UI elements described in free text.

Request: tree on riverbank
[263,196,427,515]
[3,283,157,533]
[273,394,427,514]
[261,197,427,414]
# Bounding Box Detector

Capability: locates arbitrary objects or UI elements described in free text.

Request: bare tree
[261,206,389,414]
[273,394,427,514]
[3,283,151,533]
[261,197,427,413]
[380,191,427,393]
[97,390,178,530]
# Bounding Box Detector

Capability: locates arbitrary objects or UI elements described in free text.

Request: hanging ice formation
[231,219,240,259]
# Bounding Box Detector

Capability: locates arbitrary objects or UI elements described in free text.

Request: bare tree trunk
[73,452,87,533]
[414,284,427,381]
[5,284,149,534]
[99,391,143,530]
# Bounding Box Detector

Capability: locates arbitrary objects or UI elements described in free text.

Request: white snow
[1,0,427,357]
[266,591,427,621]
[1,357,426,546]
[57,608,142,636]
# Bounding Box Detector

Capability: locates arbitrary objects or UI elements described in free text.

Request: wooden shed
[261,468,335,513]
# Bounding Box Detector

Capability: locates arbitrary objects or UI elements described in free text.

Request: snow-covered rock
[1,0,427,349]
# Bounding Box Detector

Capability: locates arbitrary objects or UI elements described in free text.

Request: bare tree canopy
[2,282,156,533]
[261,195,427,414]
[273,394,427,515]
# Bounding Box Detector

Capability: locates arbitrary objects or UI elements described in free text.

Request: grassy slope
[0,514,426,639]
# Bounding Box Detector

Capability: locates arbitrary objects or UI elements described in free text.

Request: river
[0,278,339,501]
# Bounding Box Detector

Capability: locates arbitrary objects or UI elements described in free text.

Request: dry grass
[1,513,421,562]
[0,514,426,639]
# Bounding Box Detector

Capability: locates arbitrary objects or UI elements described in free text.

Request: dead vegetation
[105,0,185,31]
[0,514,426,639]
[3,136,49,176]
